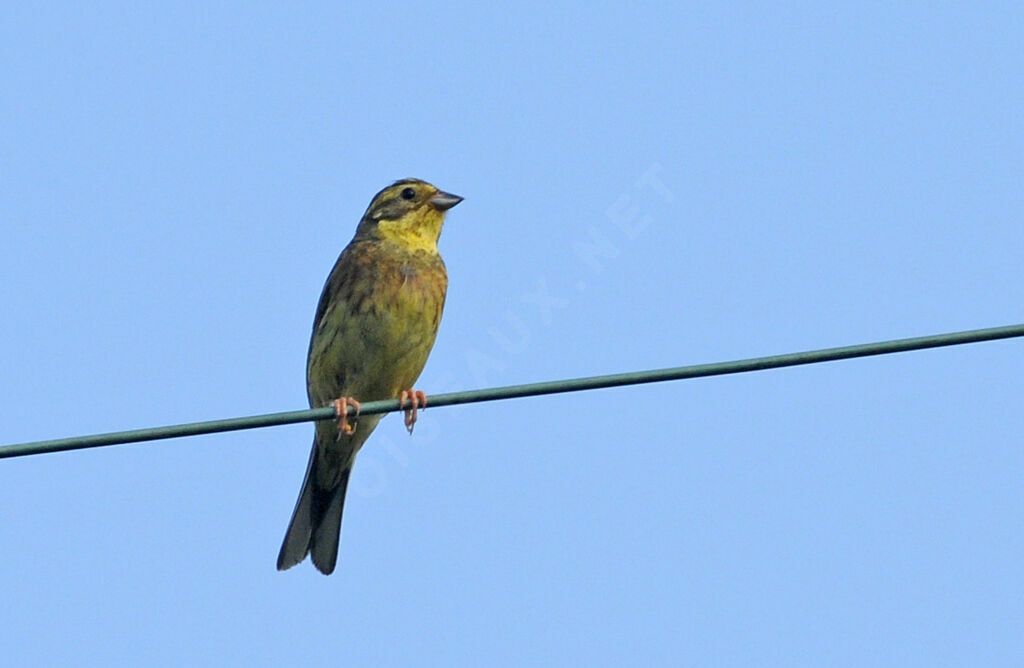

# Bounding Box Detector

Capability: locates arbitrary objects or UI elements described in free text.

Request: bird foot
[332,397,361,436]
[399,389,427,434]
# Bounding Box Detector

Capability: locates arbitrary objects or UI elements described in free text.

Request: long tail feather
[277,442,352,574]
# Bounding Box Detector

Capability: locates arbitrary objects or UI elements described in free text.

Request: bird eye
[400,187,416,200]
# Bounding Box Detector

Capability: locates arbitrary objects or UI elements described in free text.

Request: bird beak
[430,191,463,211]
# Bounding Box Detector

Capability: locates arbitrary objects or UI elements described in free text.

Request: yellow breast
[306,238,448,407]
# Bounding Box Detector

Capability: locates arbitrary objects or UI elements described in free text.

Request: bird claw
[399,389,427,434]
[332,397,361,437]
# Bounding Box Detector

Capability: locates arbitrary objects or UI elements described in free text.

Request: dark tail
[276,442,351,575]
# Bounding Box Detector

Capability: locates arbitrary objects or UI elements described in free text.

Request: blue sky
[2,3,1023,665]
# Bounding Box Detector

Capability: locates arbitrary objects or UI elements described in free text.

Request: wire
[2,322,1022,460]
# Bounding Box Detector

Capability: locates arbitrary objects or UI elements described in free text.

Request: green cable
[2,322,1022,459]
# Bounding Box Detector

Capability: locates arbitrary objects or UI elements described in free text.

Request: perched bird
[277,178,461,575]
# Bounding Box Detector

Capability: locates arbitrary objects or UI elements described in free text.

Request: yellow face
[355,179,462,251]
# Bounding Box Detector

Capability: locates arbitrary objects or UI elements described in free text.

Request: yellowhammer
[277,178,461,574]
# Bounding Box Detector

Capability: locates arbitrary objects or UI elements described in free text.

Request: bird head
[355,179,462,251]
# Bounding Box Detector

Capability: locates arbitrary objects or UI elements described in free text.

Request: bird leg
[398,389,427,434]
[332,397,361,437]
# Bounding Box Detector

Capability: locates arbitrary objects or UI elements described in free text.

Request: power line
[2,322,1022,460]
